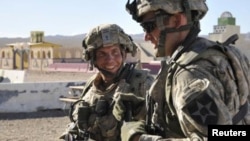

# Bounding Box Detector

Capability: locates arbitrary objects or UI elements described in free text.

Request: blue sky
[0,0,249,37]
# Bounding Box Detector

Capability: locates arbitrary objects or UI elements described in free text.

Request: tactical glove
[121,120,147,141]
[112,79,145,121]
[112,92,145,121]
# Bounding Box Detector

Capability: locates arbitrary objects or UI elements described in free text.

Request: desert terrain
[0,71,95,141]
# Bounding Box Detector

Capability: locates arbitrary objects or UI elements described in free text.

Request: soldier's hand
[112,81,145,121]
[121,120,146,141]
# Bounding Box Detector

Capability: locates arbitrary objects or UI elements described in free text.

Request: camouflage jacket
[73,65,154,141]
[147,37,250,141]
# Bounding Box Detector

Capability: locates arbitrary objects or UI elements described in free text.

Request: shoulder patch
[184,93,218,125]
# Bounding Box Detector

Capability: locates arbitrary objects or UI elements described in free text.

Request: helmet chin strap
[156,30,167,57]
[155,0,195,57]
[156,23,192,57]
[171,21,201,61]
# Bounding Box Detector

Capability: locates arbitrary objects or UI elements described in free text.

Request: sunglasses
[140,18,157,33]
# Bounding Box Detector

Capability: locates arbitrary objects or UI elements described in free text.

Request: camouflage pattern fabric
[72,67,154,141]
[145,37,250,141]
[82,24,137,61]
[126,0,208,22]
[136,0,208,19]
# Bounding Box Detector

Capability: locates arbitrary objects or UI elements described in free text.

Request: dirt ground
[0,110,69,141]
[0,71,95,141]
[0,70,155,141]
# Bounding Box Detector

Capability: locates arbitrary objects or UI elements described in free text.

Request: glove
[112,92,145,121]
[112,79,145,121]
[112,80,145,121]
[121,120,147,141]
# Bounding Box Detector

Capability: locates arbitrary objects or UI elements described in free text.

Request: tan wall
[0,47,14,69]
[29,59,53,71]
[58,47,82,58]
[209,25,241,43]
[0,44,143,71]
[0,59,13,69]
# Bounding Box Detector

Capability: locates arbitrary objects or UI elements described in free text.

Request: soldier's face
[95,45,124,74]
[141,11,160,47]
[141,11,187,56]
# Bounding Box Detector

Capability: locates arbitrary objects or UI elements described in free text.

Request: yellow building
[0,31,82,71]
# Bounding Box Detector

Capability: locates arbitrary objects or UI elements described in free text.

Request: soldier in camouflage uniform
[112,0,250,141]
[59,23,154,141]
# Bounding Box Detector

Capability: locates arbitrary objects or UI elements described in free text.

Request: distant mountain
[0,33,146,48]
[0,34,86,48]
[244,32,250,40]
[44,34,86,48]
[0,33,219,48]
[129,33,145,42]
[0,37,29,47]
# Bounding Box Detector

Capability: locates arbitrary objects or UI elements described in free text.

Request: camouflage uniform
[60,24,154,141]
[115,0,250,141]
[74,68,153,141]
[145,37,250,140]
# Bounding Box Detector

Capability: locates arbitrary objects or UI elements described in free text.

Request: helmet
[82,24,137,61]
[126,0,208,22]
